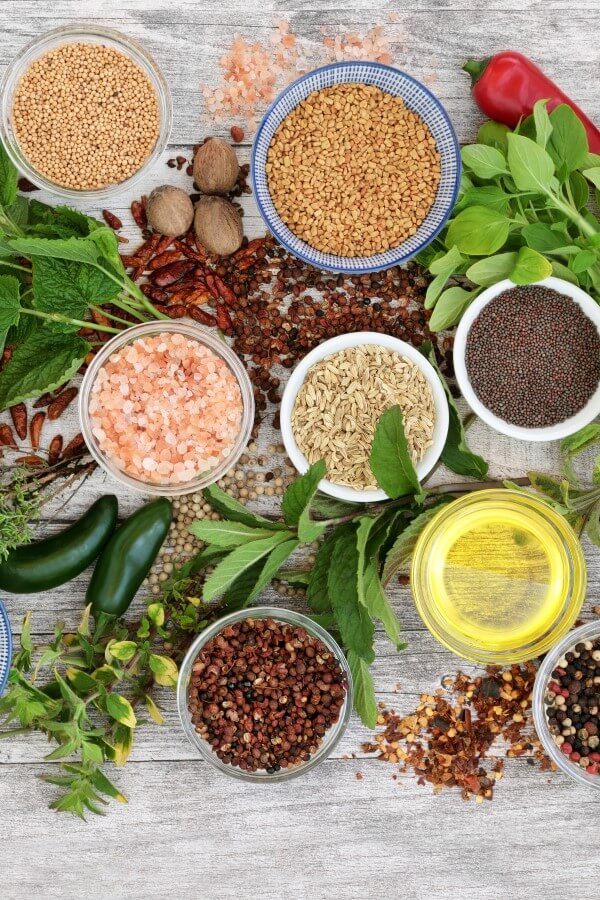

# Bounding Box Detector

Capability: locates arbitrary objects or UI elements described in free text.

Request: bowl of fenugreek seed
[281,332,449,502]
[0,24,172,199]
[252,61,461,274]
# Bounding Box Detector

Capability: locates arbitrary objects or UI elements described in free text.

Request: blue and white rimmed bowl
[0,600,12,696]
[252,61,461,275]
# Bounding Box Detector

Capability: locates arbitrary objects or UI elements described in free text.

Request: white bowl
[454,277,600,442]
[280,332,450,503]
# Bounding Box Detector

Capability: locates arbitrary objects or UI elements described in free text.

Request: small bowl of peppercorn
[177,608,352,781]
[533,621,600,790]
[454,277,600,442]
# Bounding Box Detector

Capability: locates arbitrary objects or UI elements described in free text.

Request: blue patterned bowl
[251,61,461,274]
[0,600,12,696]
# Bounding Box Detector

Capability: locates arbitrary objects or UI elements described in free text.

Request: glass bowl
[79,321,255,497]
[0,23,172,201]
[411,489,587,664]
[533,620,600,791]
[252,61,461,274]
[177,607,353,782]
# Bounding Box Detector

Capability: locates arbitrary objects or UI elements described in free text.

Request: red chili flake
[216,304,233,333]
[147,250,182,270]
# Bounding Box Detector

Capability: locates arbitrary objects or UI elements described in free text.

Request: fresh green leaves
[0,275,22,355]
[423,104,600,332]
[328,525,375,663]
[347,651,378,729]
[203,532,291,602]
[0,142,18,208]
[370,405,421,499]
[0,322,90,410]
[282,459,327,541]
[32,256,120,320]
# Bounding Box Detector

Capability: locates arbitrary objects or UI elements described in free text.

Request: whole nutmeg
[193,138,239,195]
[194,196,243,256]
[146,185,194,237]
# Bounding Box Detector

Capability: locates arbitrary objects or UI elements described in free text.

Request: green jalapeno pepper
[86,498,172,619]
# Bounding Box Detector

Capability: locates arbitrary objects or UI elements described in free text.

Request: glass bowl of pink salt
[79,321,254,496]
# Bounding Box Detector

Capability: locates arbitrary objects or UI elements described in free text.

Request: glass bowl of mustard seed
[454,277,600,442]
[0,24,172,199]
[533,621,600,790]
[177,608,352,781]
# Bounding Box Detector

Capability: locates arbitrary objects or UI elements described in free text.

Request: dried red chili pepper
[163,304,187,318]
[189,307,217,326]
[131,200,147,230]
[204,273,220,300]
[102,209,123,230]
[48,387,78,421]
[140,284,170,304]
[33,392,55,409]
[151,260,196,287]
[216,304,234,333]
[0,424,17,449]
[10,403,27,440]
[61,433,85,460]
[30,412,45,450]
[48,435,63,466]
[215,276,237,307]
[17,176,38,192]
[148,250,182,270]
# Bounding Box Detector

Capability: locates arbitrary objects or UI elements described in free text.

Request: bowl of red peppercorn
[533,621,600,790]
[177,608,352,781]
[454,277,600,442]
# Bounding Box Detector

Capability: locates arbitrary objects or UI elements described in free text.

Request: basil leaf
[569,171,589,209]
[460,185,512,213]
[522,222,571,252]
[0,323,90,410]
[461,144,508,179]
[571,249,596,274]
[370,405,421,499]
[466,252,518,286]
[429,245,464,276]
[560,424,600,456]
[188,519,280,548]
[0,141,18,208]
[0,274,22,355]
[548,104,589,176]
[509,246,553,284]
[550,260,580,285]
[476,121,510,152]
[382,505,443,585]
[429,286,474,331]
[582,167,600,190]
[347,650,378,729]
[201,532,291,602]
[507,133,555,193]
[328,525,374,663]
[32,256,120,320]
[445,206,510,256]
[282,459,327,542]
[533,99,553,148]
[203,483,287,530]
[8,236,100,265]
[419,341,489,479]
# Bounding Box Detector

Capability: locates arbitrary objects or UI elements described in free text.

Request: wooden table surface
[0,2,599,898]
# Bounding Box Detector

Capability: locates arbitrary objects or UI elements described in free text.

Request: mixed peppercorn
[187,617,347,774]
[545,637,600,776]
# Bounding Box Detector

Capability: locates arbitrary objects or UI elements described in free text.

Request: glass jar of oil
[410,489,586,664]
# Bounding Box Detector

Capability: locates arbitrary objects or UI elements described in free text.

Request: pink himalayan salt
[89,332,243,485]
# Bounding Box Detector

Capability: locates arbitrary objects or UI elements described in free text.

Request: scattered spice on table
[465,285,600,428]
[363,664,552,802]
[267,83,441,257]
[89,332,243,484]
[544,637,600,776]
[12,42,159,190]
[188,616,347,773]
[292,345,435,489]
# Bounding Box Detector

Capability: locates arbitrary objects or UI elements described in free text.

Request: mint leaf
[347,650,378,728]
[370,405,421,499]
[188,519,279,548]
[32,256,120,319]
[203,533,290,601]
[225,538,300,610]
[420,341,488,479]
[203,483,287,530]
[282,459,327,542]
[0,275,21,355]
[307,528,342,613]
[0,323,90,410]
[363,560,405,651]
[328,525,374,663]
[382,505,446,586]
[9,236,100,265]
[0,141,18,208]
[309,491,361,520]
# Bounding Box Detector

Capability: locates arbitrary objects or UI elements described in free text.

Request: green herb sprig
[419,102,600,330]
[0,142,165,410]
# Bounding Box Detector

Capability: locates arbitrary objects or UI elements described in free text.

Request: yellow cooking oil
[411,490,586,663]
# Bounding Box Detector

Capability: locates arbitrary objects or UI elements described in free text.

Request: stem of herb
[90,306,140,328]
[20,307,120,334]
[0,259,30,273]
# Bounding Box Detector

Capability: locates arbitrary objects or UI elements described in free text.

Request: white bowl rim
[280,332,450,503]
[454,277,600,442]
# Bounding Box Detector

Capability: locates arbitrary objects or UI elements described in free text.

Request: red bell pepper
[463,51,600,154]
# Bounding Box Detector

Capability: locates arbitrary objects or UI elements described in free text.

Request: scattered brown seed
[47,435,63,466]
[0,424,17,449]
[47,387,78,420]
[230,125,245,143]
[9,403,27,440]
[61,432,85,459]
[29,411,45,449]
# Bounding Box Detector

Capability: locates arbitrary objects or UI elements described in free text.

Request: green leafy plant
[0,141,165,409]
[419,102,600,330]
[0,466,42,561]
